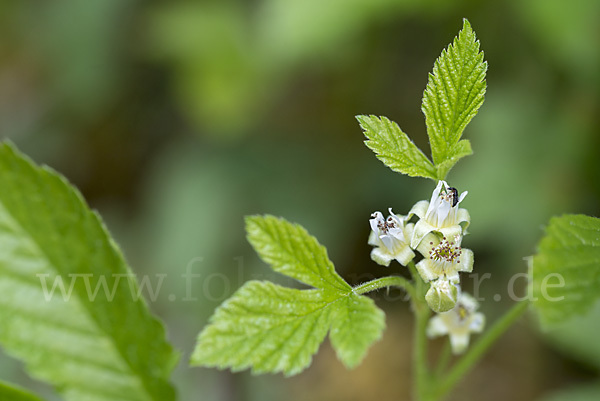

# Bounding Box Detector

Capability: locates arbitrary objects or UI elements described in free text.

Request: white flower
[427,292,485,354]
[369,208,415,266]
[409,180,470,249]
[415,233,474,283]
[425,278,459,313]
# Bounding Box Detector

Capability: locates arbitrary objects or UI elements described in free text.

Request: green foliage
[245,214,351,291]
[423,19,487,178]
[191,215,385,375]
[0,142,178,401]
[546,300,600,371]
[358,115,437,179]
[359,19,486,181]
[531,214,600,327]
[0,380,43,401]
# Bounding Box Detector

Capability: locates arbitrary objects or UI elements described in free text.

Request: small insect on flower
[446,187,459,207]
[408,180,470,249]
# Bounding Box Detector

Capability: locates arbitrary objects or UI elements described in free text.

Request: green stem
[407,261,431,401]
[431,301,529,400]
[414,301,431,401]
[434,340,453,379]
[353,275,416,299]
[407,261,423,295]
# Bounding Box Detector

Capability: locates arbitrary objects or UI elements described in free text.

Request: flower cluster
[368,180,484,352]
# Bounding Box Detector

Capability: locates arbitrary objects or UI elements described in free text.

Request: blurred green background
[1,0,599,400]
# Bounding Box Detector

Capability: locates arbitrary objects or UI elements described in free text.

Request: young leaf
[0,142,178,401]
[192,216,386,375]
[246,215,351,291]
[531,214,600,327]
[422,19,487,178]
[358,115,437,180]
[0,380,44,401]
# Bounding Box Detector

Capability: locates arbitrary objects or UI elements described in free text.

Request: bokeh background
[1,0,600,400]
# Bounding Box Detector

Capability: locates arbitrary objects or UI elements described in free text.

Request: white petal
[426,315,449,338]
[459,293,479,311]
[457,208,471,227]
[446,269,460,283]
[416,232,440,257]
[370,211,383,233]
[430,181,444,205]
[394,244,415,266]
[425,182,445,218]
[439,225,463,243]
[435,200,452,227]
[404,222,415,241]
[449,333,470,354]
[457,248,474,273]
[368,231,379,247]
[469,312,485,333]
[416,259,437,282]
[380,234,394,251]
[411,219,437,249]
[389,227,405,242]
[388,208,404,223]
[370,247,393,267]
[408,200,429,220]
[457,190,468,204]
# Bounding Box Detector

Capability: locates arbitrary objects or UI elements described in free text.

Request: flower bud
[425,279,459,313]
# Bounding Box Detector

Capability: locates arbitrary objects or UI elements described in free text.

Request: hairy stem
[353,275,416,299]
[431,301,529,400]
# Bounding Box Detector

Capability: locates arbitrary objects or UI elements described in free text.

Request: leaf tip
[462,18,472,31]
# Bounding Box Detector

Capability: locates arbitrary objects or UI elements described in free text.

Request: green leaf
[358,115,437,180]
[0,142,178,401]
[191,281,332,376]
[531,214,600,327]
[422,19,487,177]
[192,216,386,375]
[545,300,600,371]
[434,139,472,180]
[0,380,44,401]
[191,281,385,375]
[245,214,351,292]
[329,293,385,368]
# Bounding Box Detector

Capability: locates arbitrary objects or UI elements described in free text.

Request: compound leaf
[191,281,385,375]
[193,216,386,375]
